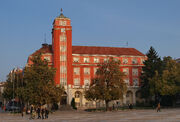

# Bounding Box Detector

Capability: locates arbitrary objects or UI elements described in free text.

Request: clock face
[61,28,65,32]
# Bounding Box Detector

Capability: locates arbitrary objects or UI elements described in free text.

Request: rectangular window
[60,66,67,74]
[60,55,66,61]
[123,58,128,64]
[132,58,138,64]
[73,57,79,63]
[74,67,80,75]
[74,78,80,86]
[84,68,90,75]
[61,28,65,32]
[133,78,139,86]
[141,59,144,64]
[114,58,119,62]
[60,34,67,41]
[44,56,50,61]
[104,58,108,63]
[123,68,129,75]
[60,78,67,85]
[94,58,99,63]
[132,68,138,76]
[84,78,90,86]
[84,57,89,63]
[60,45,66,52]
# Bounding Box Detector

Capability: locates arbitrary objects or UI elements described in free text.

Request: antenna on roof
[44,33,47,44]
[126,41,128,47]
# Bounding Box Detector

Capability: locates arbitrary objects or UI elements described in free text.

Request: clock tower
[52,9,73,86]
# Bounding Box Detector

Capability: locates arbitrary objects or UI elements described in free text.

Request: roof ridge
[72,45,134,49]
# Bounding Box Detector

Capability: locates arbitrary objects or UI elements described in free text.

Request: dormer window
[73,57,79,63]
[84,57,89,63]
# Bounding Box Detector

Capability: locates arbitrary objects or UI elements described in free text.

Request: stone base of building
[61,85,144,109]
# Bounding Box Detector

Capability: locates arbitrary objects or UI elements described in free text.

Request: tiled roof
[31,44,52,56]
[30,45,145,56]
[72,46,145,56]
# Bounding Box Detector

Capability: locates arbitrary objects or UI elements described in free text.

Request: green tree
[159,57,180,105]
[84,58,127,110]
[160,57,180,95]
[21,53,64,106]
[140,46,163,103]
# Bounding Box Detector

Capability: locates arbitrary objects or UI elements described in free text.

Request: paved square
[0,108,180,122]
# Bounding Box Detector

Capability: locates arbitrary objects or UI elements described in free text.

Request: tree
[85,57,127,110]
[159,57,180,106]
[21,53,64,106]
[160,57,180,95]
[140,46,163,103]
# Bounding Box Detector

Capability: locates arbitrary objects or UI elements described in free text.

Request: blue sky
[0,0,180,81]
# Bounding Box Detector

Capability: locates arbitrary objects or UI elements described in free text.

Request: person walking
[37,107,41,119]
[41,108,45,119]
[21,106,26,117]
[45,108,49,119]
[157,102,161,112]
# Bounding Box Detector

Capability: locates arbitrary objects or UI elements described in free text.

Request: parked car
[5,101,21,112]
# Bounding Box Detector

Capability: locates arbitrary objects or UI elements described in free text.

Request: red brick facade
[27,12,146,106]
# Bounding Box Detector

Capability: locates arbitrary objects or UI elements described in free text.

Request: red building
[28,11,146,108]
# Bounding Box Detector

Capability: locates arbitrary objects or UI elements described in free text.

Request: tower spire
[61,8,63,14]
[57,8,68,18]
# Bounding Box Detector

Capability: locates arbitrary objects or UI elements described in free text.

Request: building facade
[27,12,146,108]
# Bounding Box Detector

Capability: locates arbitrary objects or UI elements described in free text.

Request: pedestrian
[157,102,161,112]
[41,108,45,119]
[37,107,41,119]
[21,106,26,117]
[45,108,49,119]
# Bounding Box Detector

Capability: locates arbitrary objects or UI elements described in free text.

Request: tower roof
[57,8,68,19]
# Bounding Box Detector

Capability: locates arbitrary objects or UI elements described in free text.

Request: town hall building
[27,11,146,109]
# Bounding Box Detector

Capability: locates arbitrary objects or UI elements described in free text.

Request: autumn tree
[21,53,64,106]
[85,58,127,110]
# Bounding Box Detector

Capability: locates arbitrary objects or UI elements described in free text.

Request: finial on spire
[44,33,47,44]
[61,8,63,14]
